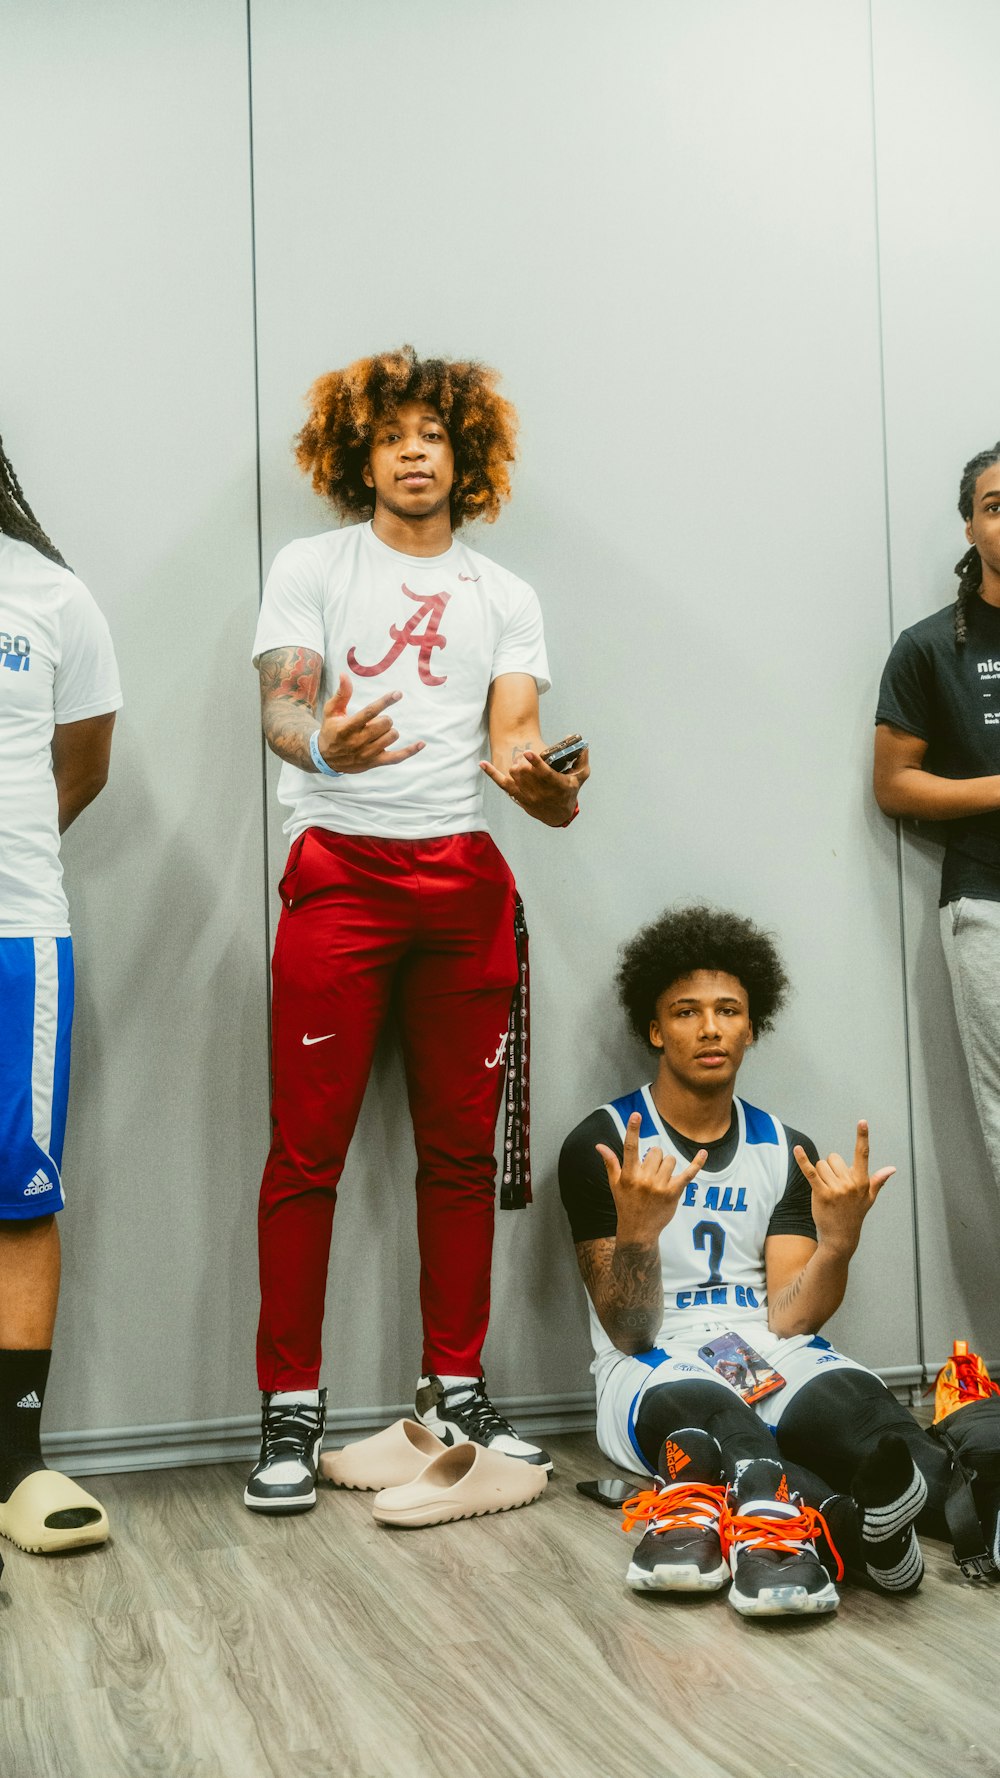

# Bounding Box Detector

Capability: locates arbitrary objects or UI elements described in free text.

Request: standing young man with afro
[559,905,968,1617]
[246,347,589,1511]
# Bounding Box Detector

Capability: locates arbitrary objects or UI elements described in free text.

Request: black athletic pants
[634,1368,952,1543]
[776,1370,951,1540]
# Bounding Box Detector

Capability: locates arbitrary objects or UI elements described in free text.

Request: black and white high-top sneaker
[414,1375,552,1471]
[723,1457,840,1618]
[244,1390,327,1514]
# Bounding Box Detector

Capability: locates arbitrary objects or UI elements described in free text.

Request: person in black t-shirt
[875,442,1000,1196]
[559,905,961,1616]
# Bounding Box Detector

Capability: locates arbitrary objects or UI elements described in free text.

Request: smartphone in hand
[540,733,587,774]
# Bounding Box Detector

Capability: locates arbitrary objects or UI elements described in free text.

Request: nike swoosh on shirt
[302,1033,336,1046]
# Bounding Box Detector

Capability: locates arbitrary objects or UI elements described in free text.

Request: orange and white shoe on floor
[933,1340,1000,1422]
[372,1441,548,1527]
[319,1419,446,1490]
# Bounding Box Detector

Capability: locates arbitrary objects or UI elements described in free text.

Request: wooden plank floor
[0,1432,998,1778]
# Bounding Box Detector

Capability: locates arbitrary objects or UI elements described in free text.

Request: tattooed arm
[570,1111,707,1355]
[484,671,545,775]
[258,648,424,774]
[574,1235,665,1356]
[481,671,588,828]
[258,646,325,771]
[766,1122,896,1336]
[764,1235,832,1337]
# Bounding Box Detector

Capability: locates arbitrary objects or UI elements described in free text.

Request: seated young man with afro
[559,904,993,1617]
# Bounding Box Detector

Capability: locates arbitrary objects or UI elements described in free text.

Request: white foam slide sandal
[372,1441,548,1528]
[0,1469,109,1553]
[320,1418,448,1491]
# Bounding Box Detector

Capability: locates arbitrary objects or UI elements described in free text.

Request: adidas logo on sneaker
[16,1391,42,1410]
[663,1439,692,1479]
[23,1169,51,1197]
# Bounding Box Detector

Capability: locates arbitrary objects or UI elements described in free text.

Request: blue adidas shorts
[0,937,74,1218]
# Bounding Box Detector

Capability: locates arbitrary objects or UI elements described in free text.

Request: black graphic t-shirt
[876,597,1000,905]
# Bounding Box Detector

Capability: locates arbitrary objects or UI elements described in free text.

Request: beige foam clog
[0,1469,109,1553]
[372,1440,548,1527]
[319,1418,446,1490]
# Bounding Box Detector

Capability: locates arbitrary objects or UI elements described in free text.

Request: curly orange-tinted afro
[295,345,518,528]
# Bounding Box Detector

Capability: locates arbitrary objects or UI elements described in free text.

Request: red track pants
[256,827,518,1392]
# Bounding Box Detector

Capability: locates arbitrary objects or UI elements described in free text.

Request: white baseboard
[878,1365,930,1408]
[40,1357,970,1478]
[41,1391,598,1478]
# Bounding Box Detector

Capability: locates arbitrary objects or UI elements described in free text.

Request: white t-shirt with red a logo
[252,521,551,841]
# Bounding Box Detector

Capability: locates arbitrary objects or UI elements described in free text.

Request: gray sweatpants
[940,896,1000,1196]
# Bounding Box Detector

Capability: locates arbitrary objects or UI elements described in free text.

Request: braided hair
[0,435,68,569]
[954,442,1000,646]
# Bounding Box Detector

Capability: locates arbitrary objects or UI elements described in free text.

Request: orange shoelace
[949,1351,1000,1403]
[621,1481,725,1536]
[720,1498,845,1582]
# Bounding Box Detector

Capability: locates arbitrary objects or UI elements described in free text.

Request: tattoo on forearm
[578,1238,663,1352]
[258,646,324,765]
[772,1268,806,1318]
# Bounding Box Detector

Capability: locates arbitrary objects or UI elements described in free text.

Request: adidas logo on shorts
[16,1392,41,1410]
[23,1169,51,1197]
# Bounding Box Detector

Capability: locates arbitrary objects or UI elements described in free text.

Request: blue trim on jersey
[634,1347,669,1370]
[807,1334,832,1350]
[609,1088,658,1139]
[0,938,73,1218]
[626,1348,669,1468]
[741,1100,778,1146]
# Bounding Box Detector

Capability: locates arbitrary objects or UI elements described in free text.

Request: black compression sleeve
[765,1125,818,1241]
[558,1110,621,1243]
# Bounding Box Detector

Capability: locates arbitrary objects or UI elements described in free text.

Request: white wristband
[309,729,340,777]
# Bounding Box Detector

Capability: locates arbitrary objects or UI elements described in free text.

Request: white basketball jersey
[587,1085,790,1392]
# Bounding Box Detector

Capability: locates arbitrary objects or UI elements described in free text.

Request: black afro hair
[616,903,790,1049]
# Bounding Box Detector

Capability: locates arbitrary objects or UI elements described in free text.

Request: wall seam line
[867,0,926,1384]
[246,0,274,1066]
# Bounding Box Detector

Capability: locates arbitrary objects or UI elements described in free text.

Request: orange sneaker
[933,1340,1000,1424]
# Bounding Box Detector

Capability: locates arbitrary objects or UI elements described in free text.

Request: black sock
[0,1349,51,1501]
[851,1434,926,1595]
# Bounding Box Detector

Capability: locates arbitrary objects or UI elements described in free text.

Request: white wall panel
[1,1,267,1432]
[0,0,949,1455]
[872,0,1000,1367]
[250,0,919,1416]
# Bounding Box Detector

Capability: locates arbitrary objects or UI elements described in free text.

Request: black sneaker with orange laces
[722,1458,842,1617]
[621,1427,729,1593]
